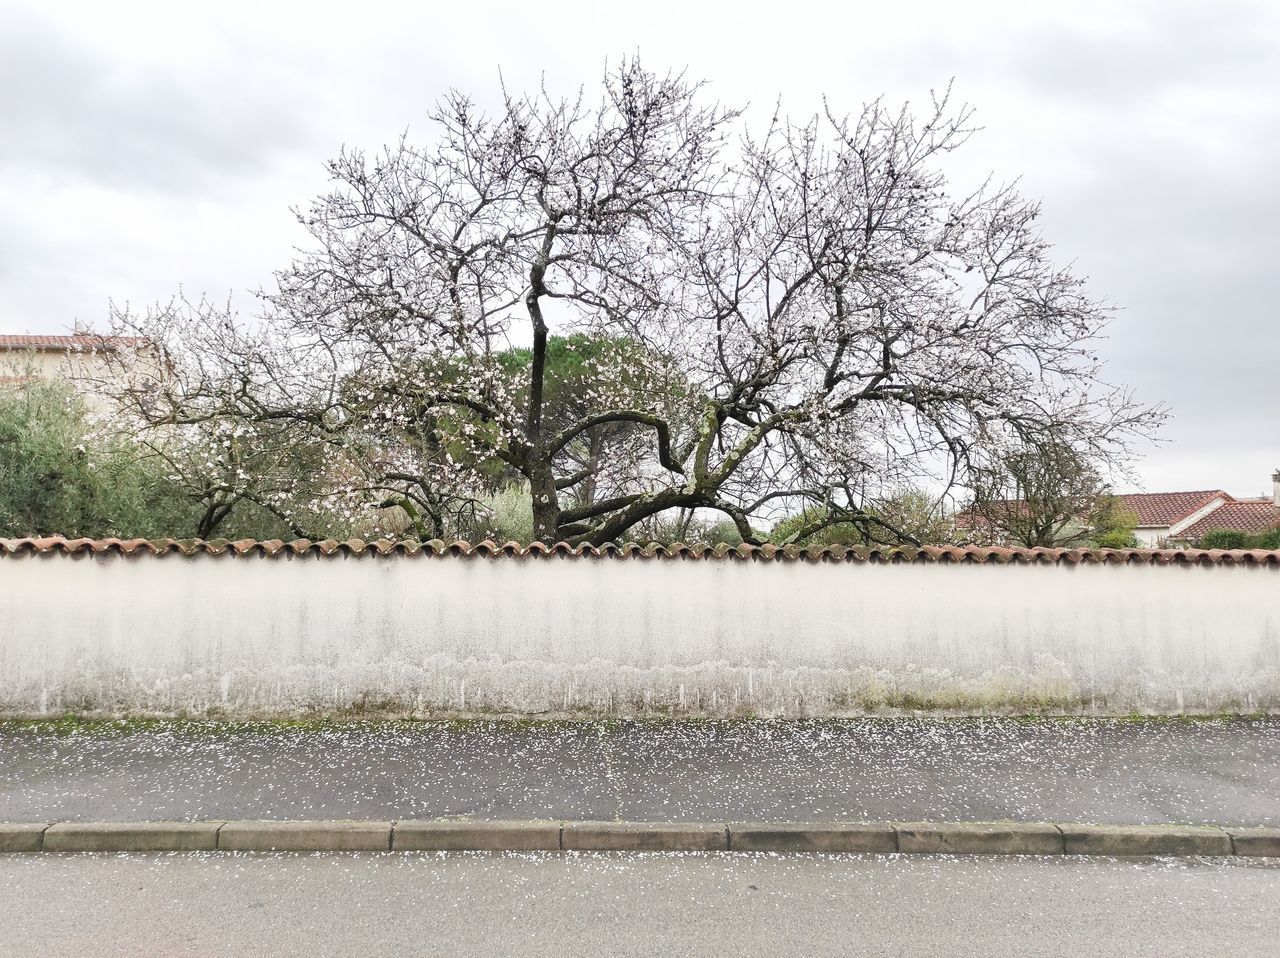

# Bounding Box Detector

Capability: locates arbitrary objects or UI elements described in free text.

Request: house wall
[2,551,1278,717]
[0,347,160,410]
[1133,527,1168,548]
[1,350,117,410]
[1,350,87,380]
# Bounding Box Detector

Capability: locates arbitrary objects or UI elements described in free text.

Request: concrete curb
[2,821,1278,857]
[43,821,225,853]
[730,823,896,854]
[218,821,392,852]
[1059,824,1233,857]
[895,822,1065,855]
[394,821,560,851]
[562,822,728,852]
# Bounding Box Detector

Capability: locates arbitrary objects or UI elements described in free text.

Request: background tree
[767,487,958,546]
[130,415,352,540]
[965,442,1138,548]
[1086,494,1141,549]
[0,378,194,538]
[74,311,367,540]
[0,375,367,541]
[491,334,695,514]
[98,62,1161,545]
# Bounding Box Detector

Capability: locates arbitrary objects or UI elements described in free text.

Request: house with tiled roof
[1114,489,1234,547]
[1118,473,1280,547]
[0,332,154,405]
[958,474,1280,548]
[1177,493,1280,542]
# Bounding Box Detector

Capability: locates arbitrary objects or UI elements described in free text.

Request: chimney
[1273,469,1280,508]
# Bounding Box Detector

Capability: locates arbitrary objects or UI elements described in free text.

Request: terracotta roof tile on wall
[1114,490,1229,526]
[1179,499,1280,539]
[1,536,1278,566]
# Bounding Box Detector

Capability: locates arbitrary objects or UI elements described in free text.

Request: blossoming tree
[97,61,1161,545]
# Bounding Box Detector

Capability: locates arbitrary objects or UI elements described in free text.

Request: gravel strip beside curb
[3,821,1277,856]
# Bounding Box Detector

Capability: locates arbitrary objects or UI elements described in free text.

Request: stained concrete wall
[2,552,1278,717]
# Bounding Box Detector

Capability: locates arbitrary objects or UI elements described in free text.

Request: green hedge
[1196,527,1280,550]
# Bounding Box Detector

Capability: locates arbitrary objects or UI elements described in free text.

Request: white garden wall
[2,549,1278,717]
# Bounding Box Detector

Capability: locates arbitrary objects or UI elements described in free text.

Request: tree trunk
[524,221,559,543]
[529,456,560,543]
[579,429,604,508]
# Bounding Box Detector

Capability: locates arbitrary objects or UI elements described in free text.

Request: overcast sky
[2,0,1276,495]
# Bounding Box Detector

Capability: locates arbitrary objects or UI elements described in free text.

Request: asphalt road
[1,717,1277,824]
[1,851,1277,957]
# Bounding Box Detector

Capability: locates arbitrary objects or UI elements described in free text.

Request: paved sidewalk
[1,717,1277,824]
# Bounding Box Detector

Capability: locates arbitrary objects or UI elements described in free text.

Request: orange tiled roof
[957,490,1230,531]
[1113,490,1228,527]
[1179,499,1280,539]
[1,536,1278,565]
[0,334,147,352]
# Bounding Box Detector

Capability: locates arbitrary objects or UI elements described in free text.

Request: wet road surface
[1,851,1277,957]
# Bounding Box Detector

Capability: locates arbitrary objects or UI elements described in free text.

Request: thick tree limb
[549,411,685,474]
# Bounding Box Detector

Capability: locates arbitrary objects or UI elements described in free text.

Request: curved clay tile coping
[1,536,1278,566]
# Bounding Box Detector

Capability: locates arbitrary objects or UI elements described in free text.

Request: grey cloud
[1034,99,1279,439]
[1001,3,1278,105]
[0,9,324,195]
